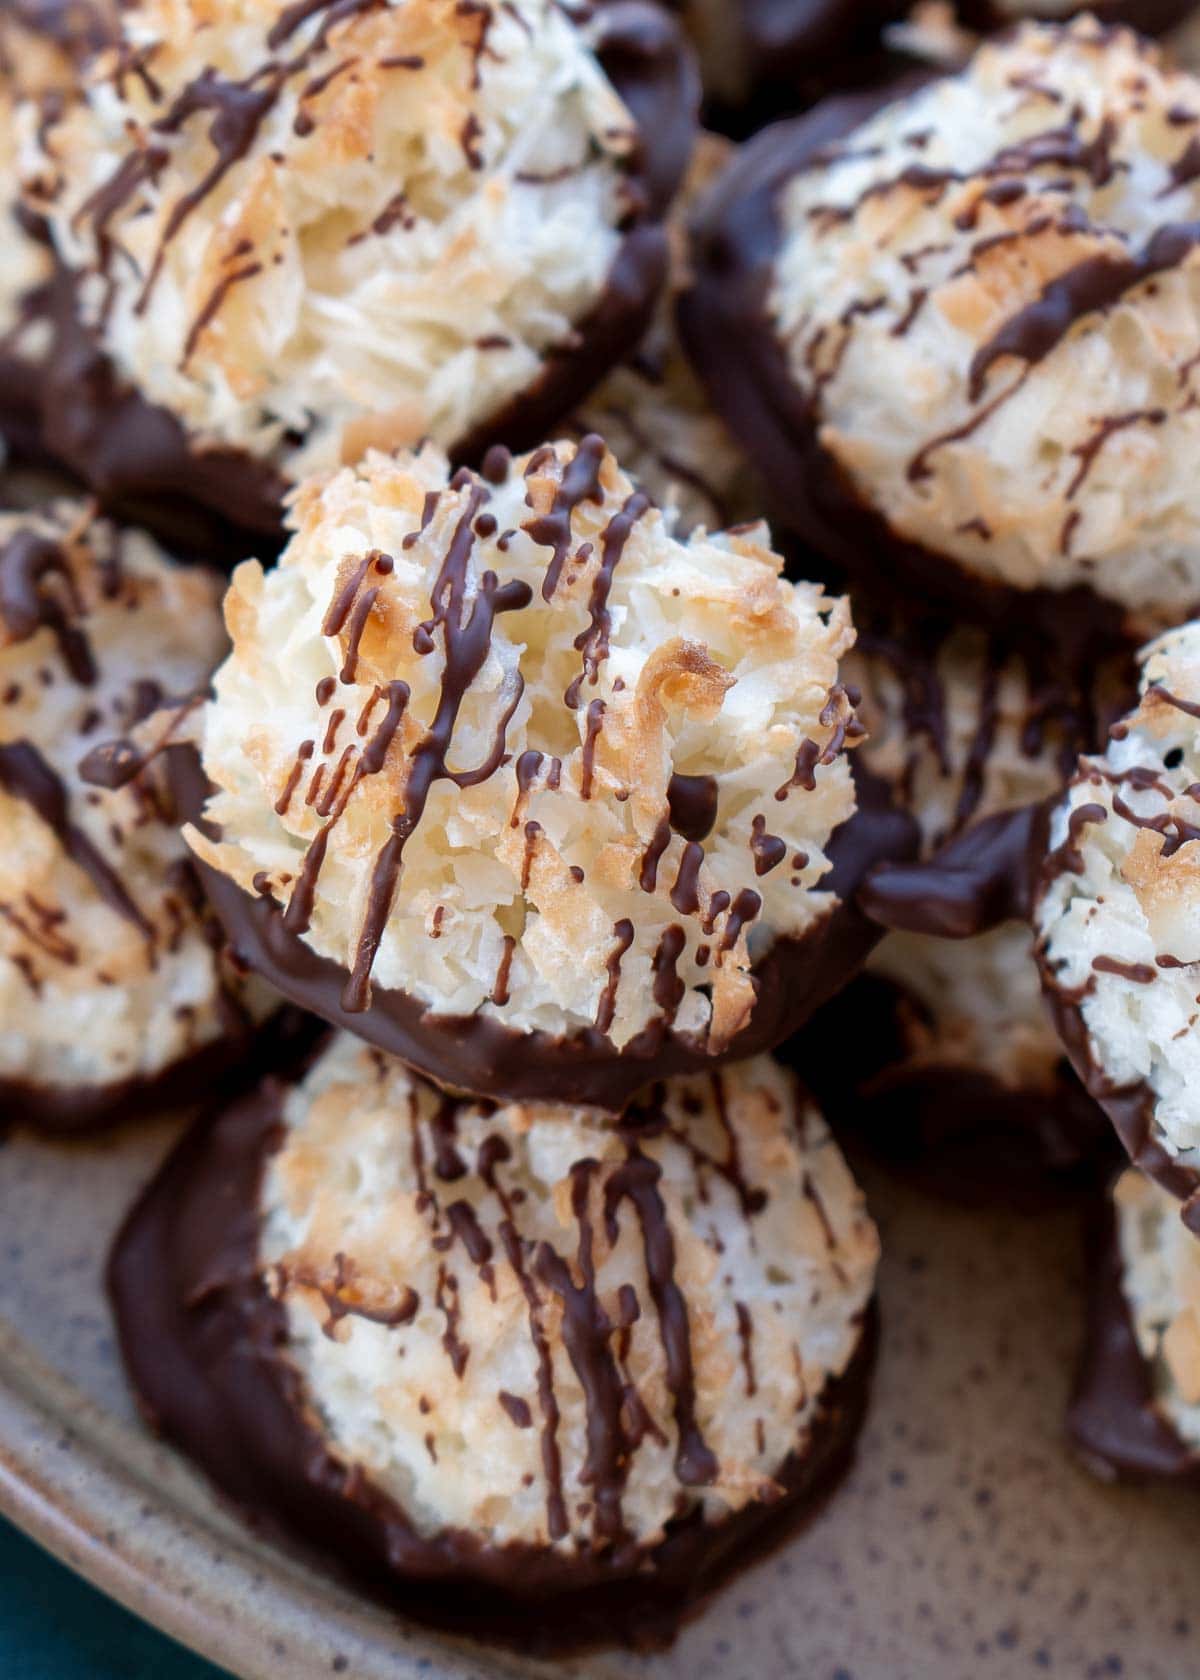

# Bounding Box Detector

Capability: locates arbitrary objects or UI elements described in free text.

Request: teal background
[0,1516,229,1679]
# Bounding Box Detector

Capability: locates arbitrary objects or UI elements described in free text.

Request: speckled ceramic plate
[1,1112,1197,1680]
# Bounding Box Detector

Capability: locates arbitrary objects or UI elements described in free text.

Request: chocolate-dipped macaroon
[1071,1168,1200,1482]
[109,1032,879,1653]
[568,134,765,537]
[19,0,697,537]
[797,610,1126,1196]
[0,501,275,1133]
[177,435,913,1111]
[681,19,1200,637]
[1035,622,1200,1214]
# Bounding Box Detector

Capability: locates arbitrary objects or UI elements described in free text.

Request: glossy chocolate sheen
[108,1072,879,1655]
[791,972,1117,1207]
[1068,1193,1200,1483]
[39,3,699,544]
[677,90,1143,638]
[171,745,918,1113]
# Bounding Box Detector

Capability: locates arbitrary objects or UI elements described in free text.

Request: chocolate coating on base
[1068,1193,1199,1483]
[0,1004,313,1141]
[1040,968,1200,1218]
[173,746,917,1112]
[39,5,698,544]
[108,1071,878,1655]
[678,93,1140,639]
[792,973,1116,1207]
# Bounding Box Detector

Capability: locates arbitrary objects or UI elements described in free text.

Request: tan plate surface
[1,1112,1198,1680]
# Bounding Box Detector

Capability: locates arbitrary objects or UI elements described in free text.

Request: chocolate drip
[525,435,606,601]
[1151,683,1200,721]
[0,531,97,685]
[499,1219,569,1542]
[639,817,671,892]
[666,773,719,843]
[282,1252,418,1338]
[0,740,153,939]
[734,1302,757,1399]
[534,1161,632,1547]
[595,918,634,1037]
[651,926,686,1021]
[604,1147,718,1487]
[669,842,704,916]
[429,1095,467,1182]
[435,1263,468,1378]
[718,888,761,956]
[565,489,650,709]
[749,814,786,877]
[1092,955,1156,984]
[267,0,383,51]
[970,223,1200,402]
[580,698,605,800]
[498,1391,532,1430]
[706,1070,768,1218]
[342,487,532,1011]
[359,680,408,775]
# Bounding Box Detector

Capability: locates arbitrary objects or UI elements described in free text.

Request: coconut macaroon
[18,0,696,536]
[178,438,906,1110]
[0,500,271,1131]
[109,1033,879,1652]
[1033,620,1200,1210]
[1071,1169,1200,1481]
[682,20,1200,636]
[796,614,1124,1191]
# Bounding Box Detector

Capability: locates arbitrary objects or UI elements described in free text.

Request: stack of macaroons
[0,500,278,1132]
[106,416,902,1646]
[16,0,698,538]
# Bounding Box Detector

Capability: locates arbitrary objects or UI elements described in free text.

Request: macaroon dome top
[187,436,861,1061]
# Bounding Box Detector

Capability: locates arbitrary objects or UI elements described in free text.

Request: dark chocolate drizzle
[108,1069,878,1655]
[0,739,152,939]
[37,3,697,540]
[677,72,1181,637]
[0,530,97,685]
